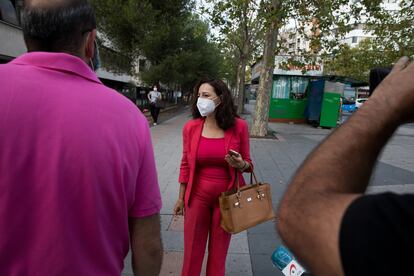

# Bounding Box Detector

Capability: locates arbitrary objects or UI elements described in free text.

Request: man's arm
[129,214,163,276]
[277,57,414,275]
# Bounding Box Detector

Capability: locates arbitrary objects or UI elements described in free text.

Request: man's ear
[85,29,97,60]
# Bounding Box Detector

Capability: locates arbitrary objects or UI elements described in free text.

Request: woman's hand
[225,152,246,171]
[173,198,185,216]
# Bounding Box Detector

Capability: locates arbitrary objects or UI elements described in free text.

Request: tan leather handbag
[219,170,275,234]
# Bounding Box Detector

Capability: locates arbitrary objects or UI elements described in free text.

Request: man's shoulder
[82,86,148,133]
[0,62,18,73]
[102,87,145,120]
[0,59,143,120]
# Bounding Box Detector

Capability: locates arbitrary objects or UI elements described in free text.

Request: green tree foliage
[357,0,413,56]
[204,0,264,114]
[218,43,242,89]
[91,0,224,92]
[324,39,400,82]
[141,15,224,92]
[325,0,413,82]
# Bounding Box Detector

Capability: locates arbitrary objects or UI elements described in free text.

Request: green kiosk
[267,77,345,128]
[268,75,313,124]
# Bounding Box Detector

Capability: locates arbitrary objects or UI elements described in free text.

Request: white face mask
[197,97,217,117]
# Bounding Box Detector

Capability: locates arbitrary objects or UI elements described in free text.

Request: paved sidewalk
[123,102,414,276]
[123,109,253,276]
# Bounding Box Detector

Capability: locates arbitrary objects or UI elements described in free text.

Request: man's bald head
[22,0,96,56]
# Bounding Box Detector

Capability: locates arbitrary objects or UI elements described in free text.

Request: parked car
[355,98,368,109]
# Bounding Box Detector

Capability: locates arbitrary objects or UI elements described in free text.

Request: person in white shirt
[147,86,162,125]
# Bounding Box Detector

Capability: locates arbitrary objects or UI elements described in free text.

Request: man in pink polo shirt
[0,0,162,275]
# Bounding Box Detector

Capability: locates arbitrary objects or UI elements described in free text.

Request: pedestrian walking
[338,96,343,124]
[173,79,253,276]
[0,1,162,275]
[148,85,162,125]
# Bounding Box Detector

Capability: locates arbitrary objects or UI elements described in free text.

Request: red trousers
[181,175,231,276]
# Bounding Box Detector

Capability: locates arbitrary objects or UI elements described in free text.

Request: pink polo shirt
[0,52,162,275]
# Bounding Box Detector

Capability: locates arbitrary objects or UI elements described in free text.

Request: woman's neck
[204,115,218,128]
[202,114,224,137]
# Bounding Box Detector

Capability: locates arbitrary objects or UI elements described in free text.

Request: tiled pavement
[122,102,414,276]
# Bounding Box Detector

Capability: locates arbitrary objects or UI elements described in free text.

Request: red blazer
[179,117,253,206]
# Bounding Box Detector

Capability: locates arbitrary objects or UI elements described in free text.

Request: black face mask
[90,41,100,71]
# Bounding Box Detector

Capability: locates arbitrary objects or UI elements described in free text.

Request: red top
[196,136,230,180]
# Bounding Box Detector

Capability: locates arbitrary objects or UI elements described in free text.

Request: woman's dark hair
[191,79,238,130]
[22,0,96,54]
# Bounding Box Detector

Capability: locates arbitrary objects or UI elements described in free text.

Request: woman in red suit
[173,79,253,276]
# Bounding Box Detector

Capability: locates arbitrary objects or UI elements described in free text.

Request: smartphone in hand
[228,149,241,158]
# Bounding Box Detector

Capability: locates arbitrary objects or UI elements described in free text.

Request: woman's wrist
[239,160,248,171]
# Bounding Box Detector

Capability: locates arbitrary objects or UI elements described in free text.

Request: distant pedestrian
[338,96,343,124]
[277,57,414,276]
[0,0,162,275]
[173,79,253,276]
[148,85,162,125]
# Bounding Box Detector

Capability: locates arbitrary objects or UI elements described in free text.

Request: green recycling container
[320,81,344,128]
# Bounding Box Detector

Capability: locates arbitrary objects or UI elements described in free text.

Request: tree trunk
[251,0,280,137]
[234,62,242,98]
[236,56,247,114]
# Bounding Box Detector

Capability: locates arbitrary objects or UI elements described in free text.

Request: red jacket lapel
[189,118,204,164]
[224,127,234,153]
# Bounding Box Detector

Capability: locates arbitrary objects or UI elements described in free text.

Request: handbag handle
[250,170,259,185]
[234,167,260,197]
